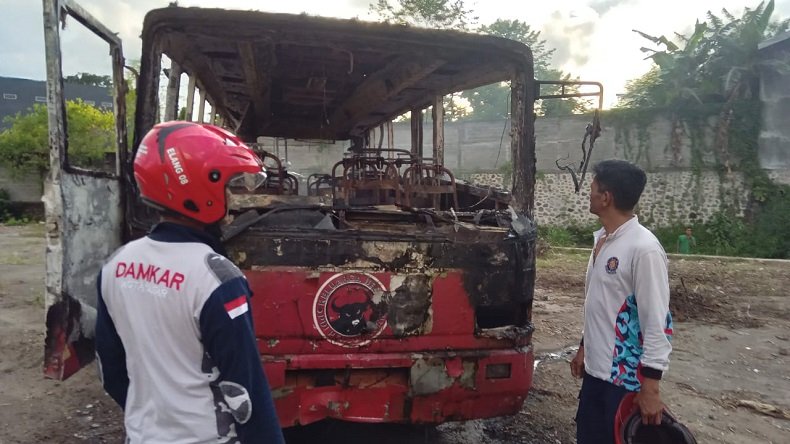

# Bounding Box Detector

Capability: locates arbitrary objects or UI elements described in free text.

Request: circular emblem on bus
[312,272,388,347]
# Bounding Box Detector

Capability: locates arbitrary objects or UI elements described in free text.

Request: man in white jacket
[569,160,673,444]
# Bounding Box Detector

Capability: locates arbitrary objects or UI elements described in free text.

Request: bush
[651,206,790,259]
[0,188,10,220]
[538,225,574,247]
[0,100,114,176]
[538,223,599,248]
[744,184,790,258]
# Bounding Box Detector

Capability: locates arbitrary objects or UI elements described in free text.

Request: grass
[0,252,41,266]
[536,249,589,269]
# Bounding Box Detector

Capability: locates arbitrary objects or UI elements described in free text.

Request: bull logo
[331,288,374,335]
[313,272,388,347]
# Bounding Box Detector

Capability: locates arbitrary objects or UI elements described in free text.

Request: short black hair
[592,160,647,211]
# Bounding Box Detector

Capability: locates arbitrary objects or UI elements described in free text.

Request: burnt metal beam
[184,75,196,121]
[510,68,536,216]
[161,33,232,125]
[411,108,423,158]
[164,60,181,121]
[60,0,121,47]
[432,96,444,166]
[197,88,207,123]
[238,40,273,135]
[330,56,445,136]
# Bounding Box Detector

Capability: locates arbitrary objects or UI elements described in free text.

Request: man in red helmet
[95,121,284,444]
[569,160,673,444]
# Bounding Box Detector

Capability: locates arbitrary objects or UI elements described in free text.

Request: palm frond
[707,11,724,30]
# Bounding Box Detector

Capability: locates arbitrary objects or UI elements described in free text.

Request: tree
[619,0,790,258]
[64,72,113,88]
[367,6,588,120]
[464,19,587,119]
[622,0,789,167]
[369,0,477,30]
[626,20,709,165]
[0,101,115,176]
[701,0,789,171]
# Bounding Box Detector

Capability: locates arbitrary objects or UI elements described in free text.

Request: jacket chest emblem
[605,257,620,274]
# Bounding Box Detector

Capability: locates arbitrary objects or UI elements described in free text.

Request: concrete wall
[531,171,750,227]
[3,109,787,227]
[759,40,790,178]
[268,115,695,176]
[0,166,42,203]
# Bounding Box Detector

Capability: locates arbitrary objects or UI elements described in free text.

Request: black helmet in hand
[614,393,697,444]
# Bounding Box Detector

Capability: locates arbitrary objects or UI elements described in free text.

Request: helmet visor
[228,171,268,191]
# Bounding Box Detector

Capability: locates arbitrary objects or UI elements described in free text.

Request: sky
[1,0,789,108]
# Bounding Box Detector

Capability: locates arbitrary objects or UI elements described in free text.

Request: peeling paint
[478,325,534,341]
[410,358,454,395]
[271,387,294,399]
[489,251,508,265]
[409,356,477,396]
[43,172,122,379]
[459,361,476,389]
[386,274,433,336]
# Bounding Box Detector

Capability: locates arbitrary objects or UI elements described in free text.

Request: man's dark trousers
[576,372,631,444]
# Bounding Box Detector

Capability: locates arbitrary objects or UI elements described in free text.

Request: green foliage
[538,225,573,247]
[537,223,599,248]
[367,10,588,120]
[0,105,49,174]
[2,215,32,226]
[651,206,790,259]
[0,189,32,224]
[0,188,10,220]
[538,70,592,117]
[703,212,747,255]
[621,1,789,109]
[64,72,113,88]
[0,100,115,175]
[746,184,790,258]
[614,1,790,259]
[369,0,477,30]
[466,19,588,119]
[478,19,553,73]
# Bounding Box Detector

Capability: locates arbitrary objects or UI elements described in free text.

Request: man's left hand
[635,378,664,425]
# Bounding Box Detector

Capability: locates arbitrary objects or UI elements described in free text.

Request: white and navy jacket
[95,222,284,444]
[582,216,673,391]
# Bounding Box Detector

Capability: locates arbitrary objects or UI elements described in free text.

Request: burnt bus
[41,0,601,427]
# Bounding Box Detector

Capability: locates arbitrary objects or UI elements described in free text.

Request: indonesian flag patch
[224,296,249,319]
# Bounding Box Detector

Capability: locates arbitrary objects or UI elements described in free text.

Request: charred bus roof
[135,7,535,142]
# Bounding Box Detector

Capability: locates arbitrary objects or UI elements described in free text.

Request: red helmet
[133,121,265,224]
[615,393,697,444]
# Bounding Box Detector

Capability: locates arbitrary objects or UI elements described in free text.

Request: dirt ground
[1,224,788,443]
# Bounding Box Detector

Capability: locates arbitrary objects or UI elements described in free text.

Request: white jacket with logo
[582,216,673,391]
[95,223,284,444]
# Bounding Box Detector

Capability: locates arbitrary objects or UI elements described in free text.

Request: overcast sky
[1,0,789,107]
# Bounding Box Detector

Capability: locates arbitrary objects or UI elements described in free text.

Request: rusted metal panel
[230,224,536,350]
[42,0,126,380]
[134,7,533,141]
[261,348,533,426]
[244,267,532,353]
[44,176,122,379]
